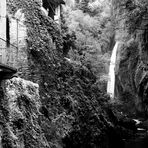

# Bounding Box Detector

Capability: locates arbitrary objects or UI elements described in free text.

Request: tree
[61,0,113,91]
[112,0,148,34]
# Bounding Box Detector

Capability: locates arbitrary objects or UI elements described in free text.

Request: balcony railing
[0,38,18,68]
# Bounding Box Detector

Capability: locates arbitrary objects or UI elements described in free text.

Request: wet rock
[136,120,148,130]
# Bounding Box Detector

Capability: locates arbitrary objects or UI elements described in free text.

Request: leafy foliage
[113,0,148,33]
[6,1,135,148]
[62,1,114,90]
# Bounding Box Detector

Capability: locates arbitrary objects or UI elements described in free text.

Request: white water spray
[107,41,120,99]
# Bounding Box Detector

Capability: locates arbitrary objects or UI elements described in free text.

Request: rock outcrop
[0,77,48,148]
[114,16,148,117]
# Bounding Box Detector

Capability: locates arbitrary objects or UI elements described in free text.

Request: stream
[124,122,148,148]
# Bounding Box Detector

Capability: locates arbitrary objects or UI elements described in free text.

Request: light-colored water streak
[107,41,120,99]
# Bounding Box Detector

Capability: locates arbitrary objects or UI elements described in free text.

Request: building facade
[0,0,64,78]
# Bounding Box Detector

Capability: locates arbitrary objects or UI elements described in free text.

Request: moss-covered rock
[0,77,48,148]
[115,29,148,117]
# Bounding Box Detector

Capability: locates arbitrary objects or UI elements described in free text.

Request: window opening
[6,15,10,47]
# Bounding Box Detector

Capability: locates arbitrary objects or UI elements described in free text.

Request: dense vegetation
[61,0,114,92]
[4,0,148,148]
[6,0,122,148]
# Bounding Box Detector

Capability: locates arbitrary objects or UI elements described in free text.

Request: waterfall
[107,41,120,99]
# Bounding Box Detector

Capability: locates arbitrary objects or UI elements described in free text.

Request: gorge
[1,0,148,148]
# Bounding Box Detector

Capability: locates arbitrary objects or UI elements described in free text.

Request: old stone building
[0,0,65,80]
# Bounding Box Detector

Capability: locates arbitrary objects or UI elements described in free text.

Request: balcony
[0,38,17,79]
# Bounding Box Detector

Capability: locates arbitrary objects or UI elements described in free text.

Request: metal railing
[0,38,18,68]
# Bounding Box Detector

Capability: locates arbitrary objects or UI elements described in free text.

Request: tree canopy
[62,0,114,90]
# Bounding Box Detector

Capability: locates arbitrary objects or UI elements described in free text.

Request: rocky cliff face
[115,19,148,117]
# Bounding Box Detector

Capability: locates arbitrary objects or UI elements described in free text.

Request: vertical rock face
[134,27,148,116]
[110,1,148,117]
[0,77,48,148]
[114,39,139,115]
[115,26,148,116]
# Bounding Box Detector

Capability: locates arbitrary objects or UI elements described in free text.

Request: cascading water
[107,41,120,99]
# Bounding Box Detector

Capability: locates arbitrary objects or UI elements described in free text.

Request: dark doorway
[6,16,10,47]
[42,0,55,19]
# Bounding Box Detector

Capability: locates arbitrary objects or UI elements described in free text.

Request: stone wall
[9,9,29,79]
